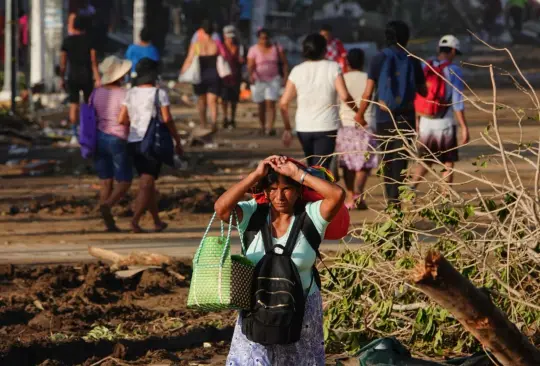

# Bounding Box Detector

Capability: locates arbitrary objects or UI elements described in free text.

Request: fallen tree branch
[412,251,540,366]
[88,246,174,269]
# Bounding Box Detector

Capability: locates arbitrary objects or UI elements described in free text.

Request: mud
[0,262,234,365]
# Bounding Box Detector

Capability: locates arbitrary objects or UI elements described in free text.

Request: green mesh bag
[187,210,254,311]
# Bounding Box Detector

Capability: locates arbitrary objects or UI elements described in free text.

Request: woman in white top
[280,33,357,170]
[118,58,183,233]
[336,49,379,210]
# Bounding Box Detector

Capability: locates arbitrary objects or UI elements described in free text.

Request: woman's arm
[354,79,376,127]
[247,56,256,83]
[269,158,345,222]
[118,105,130,125]
[279,80,296,132]
[335,74,358,113]
[161,105,183,155]
[67,13,76,34]
[180,43,196,74]
[90,49,101,87]
[279,48,289,82]
[214,158,276,222]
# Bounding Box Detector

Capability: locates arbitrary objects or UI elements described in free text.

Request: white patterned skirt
[226,290,325,366]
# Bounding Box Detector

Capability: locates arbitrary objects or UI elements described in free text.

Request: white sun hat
[99,56,133,85]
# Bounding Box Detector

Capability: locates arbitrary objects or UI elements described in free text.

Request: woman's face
[258,32,270,47]
[265,176,300,213]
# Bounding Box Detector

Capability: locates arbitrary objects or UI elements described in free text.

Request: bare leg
[99,179,119,232]
[69,103,79,125]
[207,93,218,132]
[104,181,131,207]
[265,100,276,133]
[99,179,114,205]
[197,94,208,129]
[355,169,370,199]
[354,169,371,209]
[342,168,356,207]
[443,162,455,184]
[131,174,155,232]
[257,102,266,134]
[148,189,168,232]
[410,163,430,189]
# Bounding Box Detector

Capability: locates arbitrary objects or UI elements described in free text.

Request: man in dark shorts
[355,21,426,206]
[60,15,101,144]
[410,35,470,190]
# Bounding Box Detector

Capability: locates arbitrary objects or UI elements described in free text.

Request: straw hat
[99,56,132,85]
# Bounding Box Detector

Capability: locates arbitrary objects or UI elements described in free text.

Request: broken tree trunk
[412,251,540,366]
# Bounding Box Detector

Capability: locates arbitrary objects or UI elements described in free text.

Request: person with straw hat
[93,55,133,232]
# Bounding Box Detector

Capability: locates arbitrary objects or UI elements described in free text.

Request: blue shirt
[367,47,425,124]
[125,44,160,72]
[238,200,329,296]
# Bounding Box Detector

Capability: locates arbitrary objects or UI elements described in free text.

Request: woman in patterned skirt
[215,155,346,365]
[336,49,379,210]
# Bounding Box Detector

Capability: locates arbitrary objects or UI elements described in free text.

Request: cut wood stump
[412,251,540,366]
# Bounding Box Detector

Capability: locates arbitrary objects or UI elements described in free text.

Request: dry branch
[413,251,540,366]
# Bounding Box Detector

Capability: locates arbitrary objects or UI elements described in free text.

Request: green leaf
[464,204,475,219]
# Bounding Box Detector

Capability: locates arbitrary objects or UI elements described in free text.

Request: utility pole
[133,0,145,44]
[1,0,13,102]
[30,0,45,89]
[11,0,19,115]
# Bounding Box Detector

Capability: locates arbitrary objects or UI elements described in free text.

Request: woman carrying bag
[180,20,221,132]
[118,58,183,233]
[214,155,345,365]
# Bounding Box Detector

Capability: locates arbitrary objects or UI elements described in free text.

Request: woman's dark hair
[258,168,302,192]
[201,19,213,35]
[257,28,270,38]
[347,48,365,70]
[73,15,89,32]
[140,27,152,43]
[302,33,327,60]
[385,20,410,47]
[135,58,160,85]
[320,24,332,33]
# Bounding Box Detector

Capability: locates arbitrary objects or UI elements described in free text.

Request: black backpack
[241,204,335,345]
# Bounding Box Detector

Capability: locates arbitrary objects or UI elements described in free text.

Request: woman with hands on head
[215,155,345,365]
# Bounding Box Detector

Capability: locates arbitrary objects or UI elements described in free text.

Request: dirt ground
[0,261,236,365]
[1,45,540,364]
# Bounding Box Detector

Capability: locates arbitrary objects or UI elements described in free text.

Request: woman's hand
[268,157,300,179]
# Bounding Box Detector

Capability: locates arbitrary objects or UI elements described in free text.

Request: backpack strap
[242,203,270,253]
[301,214,340,288]
[283,211,308,257]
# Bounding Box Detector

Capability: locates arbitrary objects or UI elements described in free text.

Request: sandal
[130,222,146,234]
[100,205,119,232]
[154,222,169,233]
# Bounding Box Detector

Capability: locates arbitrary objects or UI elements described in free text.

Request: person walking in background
[280,33,357,170]
[92,56,133,232]
[118,58,183,233]
[181,20,222,132]
[125,27,160,77]
[320,24,348,73]
[248,28,289,136]
[507,0,527,32]
[221,25,245,130]
[355,21,426,207]
[18,9,28,69]
[67,0,95,35]
[190,19,222,44]
[60,15,101,146]
[336,49,378,210]
[410,35,470,190]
